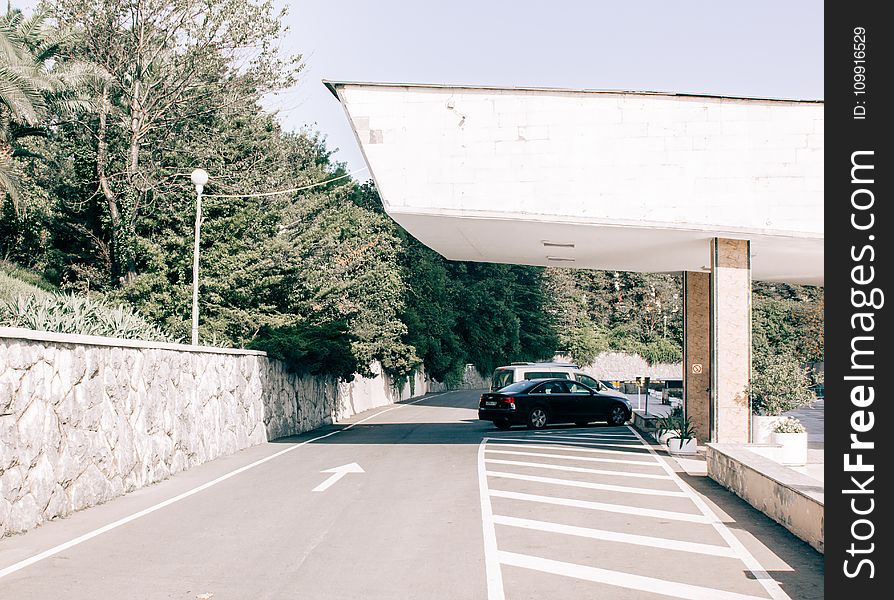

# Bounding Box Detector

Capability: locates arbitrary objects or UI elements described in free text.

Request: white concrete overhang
[325,81,823,285]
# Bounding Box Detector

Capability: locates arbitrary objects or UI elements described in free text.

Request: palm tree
[0,7,94,212]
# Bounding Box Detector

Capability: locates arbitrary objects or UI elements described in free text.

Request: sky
[18,1,824,173]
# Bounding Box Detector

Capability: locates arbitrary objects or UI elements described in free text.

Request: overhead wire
[201,166,369,198]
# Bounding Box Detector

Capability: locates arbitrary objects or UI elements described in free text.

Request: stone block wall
[0,328,429,537]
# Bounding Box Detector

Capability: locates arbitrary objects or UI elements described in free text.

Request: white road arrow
[312,463,365,492]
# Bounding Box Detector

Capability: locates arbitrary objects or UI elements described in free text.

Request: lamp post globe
[191,168,209,191]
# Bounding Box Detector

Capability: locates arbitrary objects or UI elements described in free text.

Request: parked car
[479,378,633,430]
[490,362,627,402]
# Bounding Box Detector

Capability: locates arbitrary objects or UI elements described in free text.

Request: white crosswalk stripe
[478,428,788,600]
[484,458,673,480]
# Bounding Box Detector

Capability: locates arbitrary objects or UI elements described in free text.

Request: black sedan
[478,378,632,430]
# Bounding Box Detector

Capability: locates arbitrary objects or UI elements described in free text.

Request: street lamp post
[190,168,209,346]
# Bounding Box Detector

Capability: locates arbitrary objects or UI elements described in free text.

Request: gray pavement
[0,389,822,599]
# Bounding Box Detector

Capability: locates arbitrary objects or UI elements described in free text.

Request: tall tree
[41,0,300,283]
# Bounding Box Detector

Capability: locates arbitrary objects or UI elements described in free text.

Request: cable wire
[202,166,369,198]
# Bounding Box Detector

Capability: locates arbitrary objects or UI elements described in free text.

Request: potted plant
[654,406,683,445]
[667,416,697,455]
[771,417,808,466]
[749,349,814,444]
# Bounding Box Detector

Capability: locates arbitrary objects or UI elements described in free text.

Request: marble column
[710,238,752,443]
[683,271,711,442]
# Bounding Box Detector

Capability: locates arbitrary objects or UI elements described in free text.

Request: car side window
[532,381,569,395]
[549,372,571,379]
[575,374,601,389]
[567,382,592,394]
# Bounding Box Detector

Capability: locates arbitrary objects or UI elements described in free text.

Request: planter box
[668,437,697,455]
[656,430,676,445]
[771,431,808,466]
[752,415,786,444]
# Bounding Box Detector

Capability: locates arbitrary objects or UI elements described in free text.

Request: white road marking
[484,458,673,480]
[0,391,451,580]
[489,489,711,523]
[477,440,505,600]
[626,426,792,600]
[533,431,637,438]
[498,551,770,600]
[487,440,659,461]
[486,470,688,497]
[521,436,650,450]
[311,462,364,492]
[493,514,738,558]
[485,448,665,468]
[536,433,640,442]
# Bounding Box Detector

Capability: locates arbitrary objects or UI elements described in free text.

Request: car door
[529,380,574,420]
[566,381,600,419]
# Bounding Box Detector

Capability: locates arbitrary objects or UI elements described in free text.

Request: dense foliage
[1,2,823,387]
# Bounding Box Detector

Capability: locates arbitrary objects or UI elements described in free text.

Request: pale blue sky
[20,1,824,173]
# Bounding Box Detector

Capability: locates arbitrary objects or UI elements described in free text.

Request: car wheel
[494,419,512,430]
[608,404,628,426]
[527,407,548,429]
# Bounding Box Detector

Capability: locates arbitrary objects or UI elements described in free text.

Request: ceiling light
[547,256,576,262]
[542,241,575,248]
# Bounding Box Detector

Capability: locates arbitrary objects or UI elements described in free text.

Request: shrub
[750,348,814,416]
[248,321,359,381]
[0,292,176,342]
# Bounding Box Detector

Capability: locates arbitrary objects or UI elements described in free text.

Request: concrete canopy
[326,82,823,285]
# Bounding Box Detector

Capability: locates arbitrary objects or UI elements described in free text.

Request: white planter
[771,431,808,466]
[668,437,697,455]
[656,430,676,445]
[752,415,786,444]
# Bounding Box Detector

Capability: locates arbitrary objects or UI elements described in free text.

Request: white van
[490,362,627,400]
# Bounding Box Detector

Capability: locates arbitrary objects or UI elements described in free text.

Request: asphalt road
[0,390,822,600]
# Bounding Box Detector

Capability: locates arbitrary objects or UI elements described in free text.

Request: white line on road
[536,433,639,447]
[498,551,770,600]
[477,440,505,600]
[484,458,673,480]
[486,470,688,497]
[0,391,450,580]
[626,426,792,600]
[532,431,637,438]
[487,440,659,461]
[488,489,711,523]
[485,448,665,468]
[520,436,651,450]
[492,515,738,557]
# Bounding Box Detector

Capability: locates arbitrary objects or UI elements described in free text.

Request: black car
[478,378,633,430]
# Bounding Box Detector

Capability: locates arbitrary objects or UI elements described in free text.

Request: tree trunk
[96,83,126,284]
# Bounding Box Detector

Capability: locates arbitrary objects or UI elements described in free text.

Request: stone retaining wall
[0,328,431,537]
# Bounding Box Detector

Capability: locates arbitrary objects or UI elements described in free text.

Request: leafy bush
[640,337,683,365]
[0,292,176,342]
[248,321,359,381]
[773,417,806,434]
[750,348,814,416]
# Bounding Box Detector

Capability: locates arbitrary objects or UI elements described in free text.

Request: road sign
[692,364,703,374]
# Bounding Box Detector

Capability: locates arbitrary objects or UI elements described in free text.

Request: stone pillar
[683,271,711,441]
[710,238,752,443]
